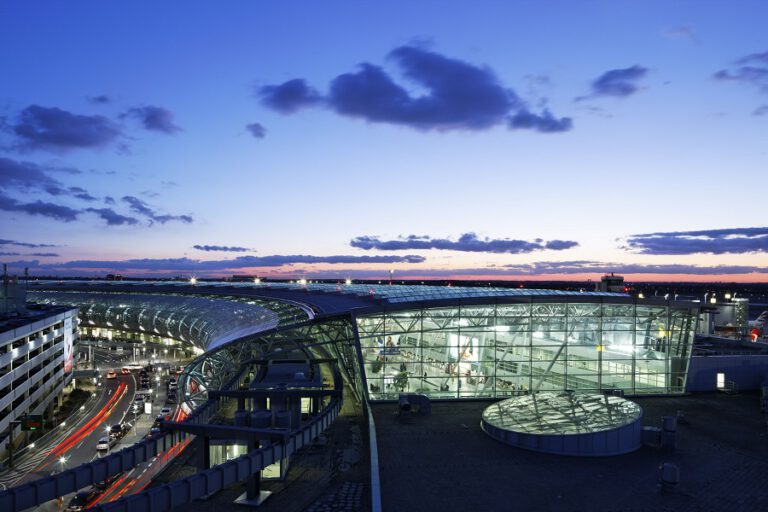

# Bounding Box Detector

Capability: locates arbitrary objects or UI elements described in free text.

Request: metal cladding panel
[168,479,191,508]
[120,447,136,467]
[148,486,170,511]
[205,467,223,494]
[20,482,41,509]
[58,469,76,495]
[106,452,123,474]
[220,460,238,487]
[91,458,109,482]
[236,456,252,478]
[187,473,208,500]
[123,492,147,512]
[74,464,92,491]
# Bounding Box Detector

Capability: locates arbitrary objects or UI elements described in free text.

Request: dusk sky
[1,1,767,281]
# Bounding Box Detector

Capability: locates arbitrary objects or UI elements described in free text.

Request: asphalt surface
[373,392,768,512]
[1,345,190,510]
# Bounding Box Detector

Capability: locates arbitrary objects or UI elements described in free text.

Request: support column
[235,435,271,506]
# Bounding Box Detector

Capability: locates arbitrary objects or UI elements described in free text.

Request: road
[1,344,193,510]
[14,372,136,486]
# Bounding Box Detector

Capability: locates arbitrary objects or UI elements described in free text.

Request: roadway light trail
[39,382,128,468]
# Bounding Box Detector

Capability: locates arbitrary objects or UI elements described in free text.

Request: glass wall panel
[357,300,696,400]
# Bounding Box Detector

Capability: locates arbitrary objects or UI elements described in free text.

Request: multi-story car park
[0,276,78,460]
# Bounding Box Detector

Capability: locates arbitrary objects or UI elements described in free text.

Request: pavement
[372,392,768,512]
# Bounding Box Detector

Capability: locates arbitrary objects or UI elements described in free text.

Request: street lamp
[58,456,68,473]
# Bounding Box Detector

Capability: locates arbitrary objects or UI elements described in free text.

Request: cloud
[122,106,181,134]
[87,94,111,104]
[0,193,80,221]
[576,66,649,100]
[0,252,20,256]
[713,51,768,96]
[246,122,266,139]
[663,26,698,44]
[256,261,768,279]
[259,45,572,133]
[350,233,578,253]
[508,109,573,133]
[193,245,252,252]
[85,208,140,226]
[754,105,768,116]
[0,239,56,248]
[6,105,122,151]
[7,254,427,273]
[67,186,97,201]
[0,157,64,192]
[259,79,323,113]
[502,261,768,276]
[122,195,193,224]
[28,252,59,257]
[104,196,115,205]
[0,157,103,205]
[623,227,768,254]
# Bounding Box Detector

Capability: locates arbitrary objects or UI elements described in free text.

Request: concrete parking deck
[373,392,768,512]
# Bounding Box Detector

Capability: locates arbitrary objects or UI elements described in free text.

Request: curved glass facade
[357,300,697,400]
[28,291,308,351]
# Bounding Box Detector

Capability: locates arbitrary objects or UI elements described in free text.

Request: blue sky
[1,1,767,280]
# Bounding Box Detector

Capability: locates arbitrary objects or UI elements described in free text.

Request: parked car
[96,437,112,451]
[67,489,100,511]
[106,370,117,379]
[109,423,128,439]
[145,427,162,440]
[166,393,177,403]
[159,407,172,420]
[139,370,148,378]
[134,394,145,404]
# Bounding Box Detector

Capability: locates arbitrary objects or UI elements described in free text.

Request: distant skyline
[1,1,767,282]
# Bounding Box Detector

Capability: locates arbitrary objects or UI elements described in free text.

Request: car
[109,423,127,439]
[96,437,112,451]
[106,370,117,379]
[166,393,177,403]
[67,489,99,511]
[123,363,143,371]
[159,407,172,420]
[168,377,177,384]
[145,427,162,440]
[139,370,148,377]
[93,472,121,491]
[120,368,131,375]
[134,394,145,404]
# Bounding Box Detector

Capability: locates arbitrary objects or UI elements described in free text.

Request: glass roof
[28,290,308,351]
[31,280,627,305]
[482,391,642,435]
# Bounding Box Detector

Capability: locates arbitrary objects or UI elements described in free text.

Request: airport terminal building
[26,281,699,403]
[4,279,768,512]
